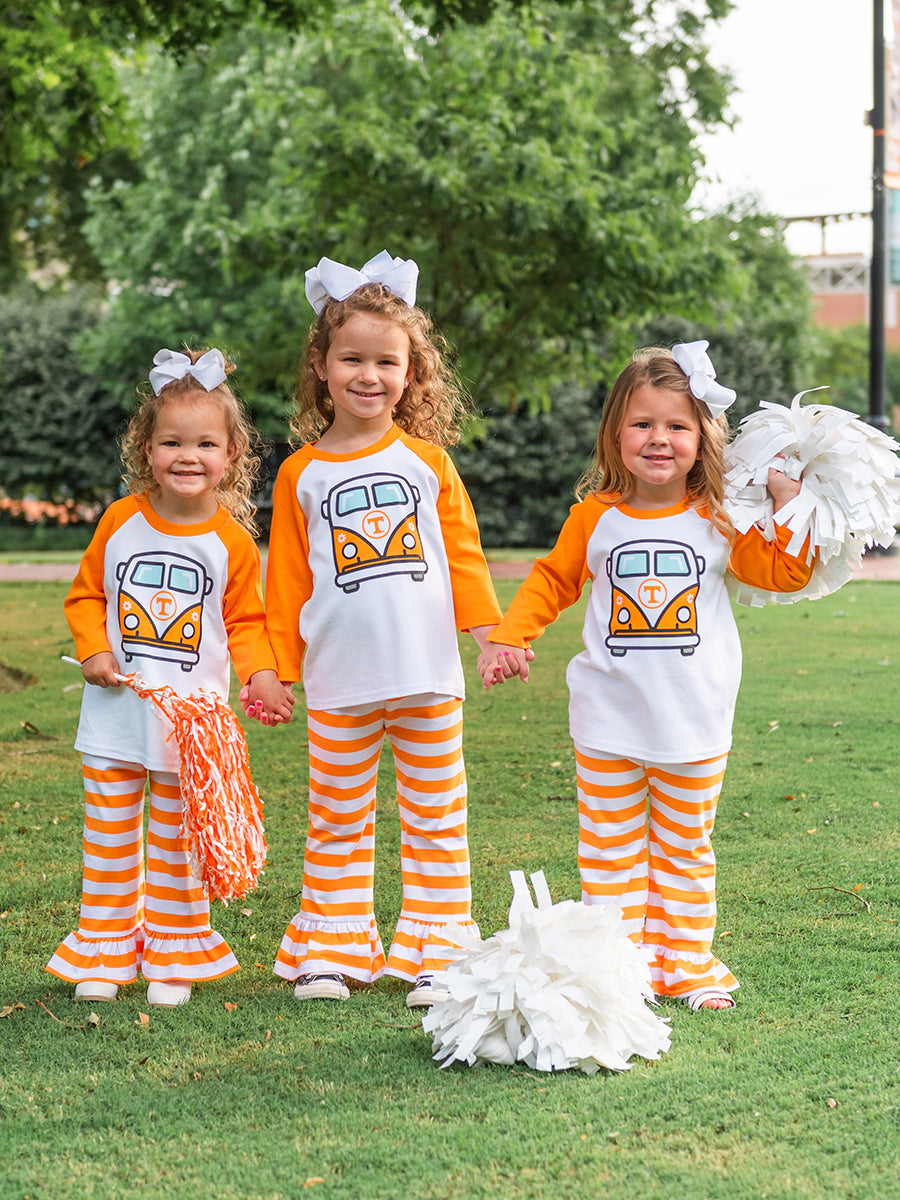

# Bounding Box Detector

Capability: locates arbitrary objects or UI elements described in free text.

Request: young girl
[262,251,503,1007]
[48,348,292,1007]
[478,343,814,1011]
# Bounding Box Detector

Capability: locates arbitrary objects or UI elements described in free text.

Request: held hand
[81,651,122,689]
[477,643,532,688]
[242,671,295,725]
[766,465,802,513]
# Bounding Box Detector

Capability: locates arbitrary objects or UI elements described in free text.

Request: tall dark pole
[870,0,888,430]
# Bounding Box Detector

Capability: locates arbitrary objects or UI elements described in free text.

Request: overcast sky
[695,0,875,257]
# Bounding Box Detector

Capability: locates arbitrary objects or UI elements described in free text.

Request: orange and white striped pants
[274,694,477,984]
[46,755,238,986]
[575,745,737,999]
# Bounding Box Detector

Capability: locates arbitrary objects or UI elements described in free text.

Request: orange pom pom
[124,674,266,904]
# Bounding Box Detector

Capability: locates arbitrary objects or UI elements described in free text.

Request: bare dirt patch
[0,661,35,693]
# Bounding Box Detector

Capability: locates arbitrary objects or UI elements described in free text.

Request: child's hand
[767,464,802,513]
[81,652,122,688]
[241,671,295,725]
[477,643,532,688]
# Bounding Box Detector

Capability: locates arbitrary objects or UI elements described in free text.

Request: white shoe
[147,980,192,1007]
[293,972,349,1001]
[406,972,451,1009]
[74,980,119,1002]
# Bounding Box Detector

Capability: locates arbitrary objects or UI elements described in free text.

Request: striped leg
[575,746,651,939]
[141,770,238,982]
[574,745,738,999]
[47,756,146,984]
[383,695,478,980]
[644,756,736,997]
[274,706,387,984]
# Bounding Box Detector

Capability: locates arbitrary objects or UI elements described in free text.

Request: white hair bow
[149,348,228,397]
[672,340,736,419]
[305,250,419,314]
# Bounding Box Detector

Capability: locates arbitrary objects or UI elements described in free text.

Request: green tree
[0,0,599,284]
[78,0,737,431]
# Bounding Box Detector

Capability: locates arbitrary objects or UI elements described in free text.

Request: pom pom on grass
[724,391,900,607]
[422,871,670,1075]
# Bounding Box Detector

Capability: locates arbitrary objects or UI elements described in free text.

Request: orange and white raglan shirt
[265,424,502,705]
[67,492,276,771]
[488,494,814,762]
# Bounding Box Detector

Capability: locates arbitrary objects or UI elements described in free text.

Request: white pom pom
[724,391,900,606]
[422,871,671,1074]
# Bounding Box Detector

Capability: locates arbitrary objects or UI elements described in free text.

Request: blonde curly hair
[121,348,261,535]
[290,283,468,448]
[576,346,735,542]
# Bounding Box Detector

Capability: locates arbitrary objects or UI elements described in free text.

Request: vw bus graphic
[606,539,705,657]
[322,472,427,592]
[116,551,213,670]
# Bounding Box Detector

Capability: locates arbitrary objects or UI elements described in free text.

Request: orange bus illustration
[115,551,213,670]
[321,472,427,592]
[606,540,705,656]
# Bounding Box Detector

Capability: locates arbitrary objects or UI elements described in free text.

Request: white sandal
[681,988,736,1011]
[74,980,119,1002]
[147,980,192,1007]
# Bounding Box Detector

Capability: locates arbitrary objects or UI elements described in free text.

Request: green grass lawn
[1,579,898,1200]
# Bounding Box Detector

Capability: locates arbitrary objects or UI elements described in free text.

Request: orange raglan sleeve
[263,453,315,683]
[218,522,278,685]
[727,519,815,594]
[425,444,502,632]
[63,500,131,663]
[486,500,597,648]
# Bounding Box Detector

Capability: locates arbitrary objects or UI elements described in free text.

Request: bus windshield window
[169,566,200,593]
[617,552,650,577]
[131,562,165,588]
[655,551,690,576]
[336,487,370,516]
[372,481,407,507]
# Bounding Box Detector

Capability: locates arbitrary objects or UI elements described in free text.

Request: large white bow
[149,348,228,396]
[672,340,736,419]
[305,250,419,314]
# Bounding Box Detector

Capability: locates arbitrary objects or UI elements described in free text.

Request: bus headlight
[341,542,358,560]
[123,613,139,631]
[617,607,630,624]
[676,606,691,623]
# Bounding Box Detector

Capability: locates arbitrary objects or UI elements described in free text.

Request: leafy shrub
[0,285,125,503]
[453,387,597,549]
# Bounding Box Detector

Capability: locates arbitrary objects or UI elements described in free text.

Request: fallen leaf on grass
[806,828,817,834]
[136,1012,150,1028]
[827,1098,838,1109]
[20,720,54,740]
[0,1003,25,1018]
[303,1179,325,1188]
[224,1002,238,1011]
[86,1012,101,1028]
